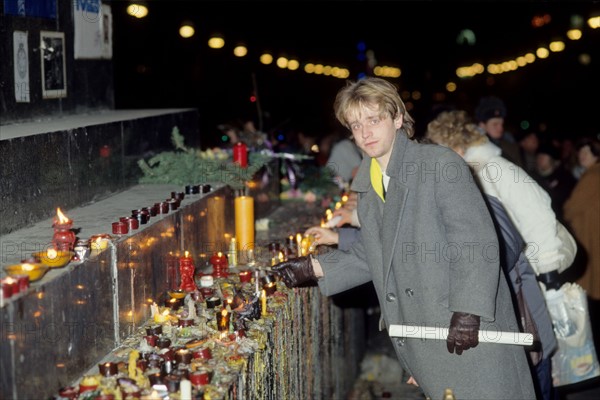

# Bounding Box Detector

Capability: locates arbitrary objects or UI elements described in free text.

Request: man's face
[346,104,403,162]
[480,117,504,140]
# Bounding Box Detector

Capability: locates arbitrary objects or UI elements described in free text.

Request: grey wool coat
[316,132,536,400]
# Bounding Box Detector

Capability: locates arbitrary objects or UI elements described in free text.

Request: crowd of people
[262,77,599,399]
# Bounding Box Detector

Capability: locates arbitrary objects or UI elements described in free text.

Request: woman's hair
[333,77,415,138]
[425,110,488,150]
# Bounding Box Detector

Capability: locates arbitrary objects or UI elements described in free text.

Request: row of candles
[70,266,276,397]
[111,186,212,235]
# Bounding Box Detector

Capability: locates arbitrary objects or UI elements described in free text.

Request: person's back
[484,194,558,400]
[326,137,363,185]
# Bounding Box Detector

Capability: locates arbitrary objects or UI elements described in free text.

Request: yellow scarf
[370,158,385,202]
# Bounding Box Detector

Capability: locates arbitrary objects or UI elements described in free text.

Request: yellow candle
[235,196,254,253]
[261,289,267,317]
[154,310,169,324]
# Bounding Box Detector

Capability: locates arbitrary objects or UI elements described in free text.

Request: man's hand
[304,227,339,246]
[272,256,316,288]
[446,312,480,355]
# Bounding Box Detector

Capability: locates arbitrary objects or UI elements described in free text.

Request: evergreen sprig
[137,127,272,189]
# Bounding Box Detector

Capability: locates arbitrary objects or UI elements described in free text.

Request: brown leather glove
[272,256,316,288]
[446,312,480,355]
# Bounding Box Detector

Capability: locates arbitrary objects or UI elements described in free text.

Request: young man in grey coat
[273,77,536,399]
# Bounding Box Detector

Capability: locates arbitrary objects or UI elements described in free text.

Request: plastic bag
[544,282,600,386]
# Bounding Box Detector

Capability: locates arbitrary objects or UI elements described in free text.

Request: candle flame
[56,208,71,224]
[221,309,228,316]
[217,251,222,257]
[47,248,58,259]
[21,263,36,271]
[184,250,189,257]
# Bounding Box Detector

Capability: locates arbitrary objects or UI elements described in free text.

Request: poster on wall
[4,0,57,18]
[101,3,113,59]
[73,0,102,59]
[40,31,67,99]
[13,31,30,103]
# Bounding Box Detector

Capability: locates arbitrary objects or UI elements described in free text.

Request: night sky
[112,0,600,148]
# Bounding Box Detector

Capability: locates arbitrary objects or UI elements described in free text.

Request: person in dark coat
[535,143,578,222]
[273,77,535,399]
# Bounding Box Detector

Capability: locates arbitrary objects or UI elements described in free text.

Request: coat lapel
[381,132,411,280]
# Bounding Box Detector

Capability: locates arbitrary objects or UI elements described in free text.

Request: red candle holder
[52,223,76,252]
[190,369,211,386]
[174,348,192,365]
[112,221,128,235]
[144,335,158,347]
[210,252,228,278]
[1,277,18,300]
[263,281,277,296]
[179,251,197,292]
[192,346,212,360]
[98,362,118,377]
[120,217,139,231]
[52,208,76,251]
[239,270,252,283]
[13,274,29,292]
[178,318,194,327]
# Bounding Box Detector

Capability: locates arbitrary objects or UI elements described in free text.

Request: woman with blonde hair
[425,110,577,400]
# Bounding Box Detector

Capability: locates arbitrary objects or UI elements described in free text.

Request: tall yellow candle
[235,196,254,253]
[261,289,267,317]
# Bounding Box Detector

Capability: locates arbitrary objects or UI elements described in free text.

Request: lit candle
[239,270,252,283]
[210,251,228,278]
[1,277,19,299]
[98,362,118,377]
[217,308,230,331]
[261,289,267,317]
[179,251,197,292]
[228,237,238,267]
[89,235,110,254]
[154,309,169,324]
[296,233,303,257]
[52,208,76,251]
[235,195,255,256]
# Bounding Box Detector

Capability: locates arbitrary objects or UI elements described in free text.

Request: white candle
[180,378,192,400]
[388,324,533,346]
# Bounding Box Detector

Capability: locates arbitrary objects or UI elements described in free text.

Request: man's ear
[394,114,404,129]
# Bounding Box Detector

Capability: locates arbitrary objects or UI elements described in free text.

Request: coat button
[405,288,414,297]
[386,293,396,302]
[395,338,405,346]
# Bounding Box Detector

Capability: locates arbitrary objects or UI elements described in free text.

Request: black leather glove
[272,256,316,288]
[446,312,480,355]
[538,270,561,291]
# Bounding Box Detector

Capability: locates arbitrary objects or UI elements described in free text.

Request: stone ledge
[0,108,196,140]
